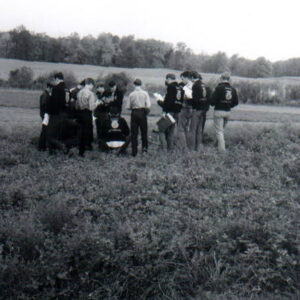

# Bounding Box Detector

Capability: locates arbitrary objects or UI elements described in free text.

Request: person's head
[133,78,142,87]
[191,71,202,82]
[180,71,192,84]
[165,73,176,85]
[109,106,120,117]
[220,72,231,83]
[96,82,105,94]
[46,82,52,92]
[53,72,64,85]
[85,78,95,90]
[77,79,85,89]
[109,81,117,92]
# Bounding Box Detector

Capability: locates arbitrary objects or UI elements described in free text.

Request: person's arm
[210,86,220,106]
[89,92,97,111]
[126,94,133,110]
[231,88,239,108]
[145,92,151,109]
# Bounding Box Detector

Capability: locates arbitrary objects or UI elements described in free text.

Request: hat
[134,78,142,86]
[220,72,231,82]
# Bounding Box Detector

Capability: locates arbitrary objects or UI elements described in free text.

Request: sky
[0,0,300,62]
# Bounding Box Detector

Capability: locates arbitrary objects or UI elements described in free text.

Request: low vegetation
[0,118,299,299]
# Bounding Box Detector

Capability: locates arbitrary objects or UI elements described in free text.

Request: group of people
[38,70,238,157]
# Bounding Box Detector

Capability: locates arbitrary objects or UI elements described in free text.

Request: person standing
[105,81,124,114]
[210,72,239,152]
[76,78,98,156]
[157,73,183,150]
[38,82,52,151]
[45,72,67,154]
[177,71,193,150]
[127,79,151,156]
[189,71,211,150]
[94,82,109,144]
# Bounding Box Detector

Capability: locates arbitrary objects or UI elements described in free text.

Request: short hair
[96,82,105,88]
[54,72,64,80]
[133,78,142,86]
[220,72,231,81]
[85,78,95,86]
[166,73,176,80]
[108,81,116,88]
[180,71,192,79]
[191,71,202,80]
[109,106,120,116]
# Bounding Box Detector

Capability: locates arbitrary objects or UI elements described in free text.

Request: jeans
[158,112,178,150]
[77,109,93,155]
[189,110,206,151]
[213,110,230,152]
[177,107,193,150]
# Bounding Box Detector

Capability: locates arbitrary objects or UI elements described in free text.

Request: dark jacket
[157,82,183,114]
[40,90,50,119]
[99,115,130,142]
[94,91,109,117]
[192,80,211,111]
[210,82,238,111]
[46,82,66,115]
[105,88,124,114]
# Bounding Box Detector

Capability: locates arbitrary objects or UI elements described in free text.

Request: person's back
[127,79,151,156]
[210,72,239,152]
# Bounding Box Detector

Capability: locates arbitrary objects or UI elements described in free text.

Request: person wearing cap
[76,78,99,156]
[189,71,211,150]
[127,79,151,156]
[45,72,68,154]
[104,81,124,114]
[98,106,130,155]
[210,72,239,152]
[157,73,183,150]
[177,71,193,150]
[38,82,52,151]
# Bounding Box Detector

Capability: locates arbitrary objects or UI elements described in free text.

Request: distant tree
[9,26,34,60]
[8,66,33,88]
[251,57,273,78]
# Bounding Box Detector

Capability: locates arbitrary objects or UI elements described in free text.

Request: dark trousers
[38,124,47,151]
[95,112,109,143]
[77,109,93,155]
[131,109,148,156]
[47,114,66,154]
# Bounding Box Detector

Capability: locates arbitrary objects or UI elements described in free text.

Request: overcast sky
[0,0,299,62]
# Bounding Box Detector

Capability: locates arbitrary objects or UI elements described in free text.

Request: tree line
[1,25,300,78]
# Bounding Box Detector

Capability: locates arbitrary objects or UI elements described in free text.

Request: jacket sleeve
[210,86,220,106]
[231,88,239,108]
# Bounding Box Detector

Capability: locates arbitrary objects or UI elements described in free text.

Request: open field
[0,102,300,298]
[2,57,300,87]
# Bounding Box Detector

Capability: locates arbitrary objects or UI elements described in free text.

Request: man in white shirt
[127,79,151,156]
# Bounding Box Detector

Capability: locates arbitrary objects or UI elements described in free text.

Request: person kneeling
[98,107,130,155]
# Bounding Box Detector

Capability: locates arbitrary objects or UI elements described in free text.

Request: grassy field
[2,57,300,87]
[0,105,299,298]
[0,62,300,298]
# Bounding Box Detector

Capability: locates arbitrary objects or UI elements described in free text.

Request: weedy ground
[0,114,299,299]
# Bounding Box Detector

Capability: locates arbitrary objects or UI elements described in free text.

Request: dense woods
[1,26,300,78]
